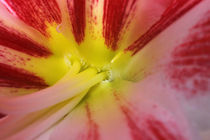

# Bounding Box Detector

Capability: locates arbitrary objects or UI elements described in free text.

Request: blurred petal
[124,0,210,134]
[201,130,210,140]
[125,0,202,54]
[50,81,197,140]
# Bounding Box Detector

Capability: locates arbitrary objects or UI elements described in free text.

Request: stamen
[1,91,88,140]
[59,60,81,83]
[0,66,107,114]
[111,51,123,64]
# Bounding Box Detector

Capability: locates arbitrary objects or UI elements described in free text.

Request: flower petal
[0,23,51,57]
[0,92,86,140]
[124,0,210,134]
[0,61,107,114]
[67,0,86,44]
[49,81,196,140]
[0,0,62,36]
[60,0,173,67]
[201,130,210,140]
[125,0,202,55]
[0,4,74,92]
[0,4,51,91]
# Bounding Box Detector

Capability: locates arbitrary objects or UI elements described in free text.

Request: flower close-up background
[0,0,209,139]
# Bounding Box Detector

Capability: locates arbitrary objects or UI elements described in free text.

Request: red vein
[113,92,185,140]
[103,0,137,50]
[85,103,100,140]
[0,63,48,89]
[125,0,202,55]
[0,23,51,57]
[67,0,86,44]
[169,10,210,95]
[2,0,61,36]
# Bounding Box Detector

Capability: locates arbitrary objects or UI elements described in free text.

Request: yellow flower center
[44,24,132,85]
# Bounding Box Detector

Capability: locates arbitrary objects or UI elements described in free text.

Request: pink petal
[0,92,86,140]
[125,0,202,55]
[50,81,196,140]
[124,0,210,134]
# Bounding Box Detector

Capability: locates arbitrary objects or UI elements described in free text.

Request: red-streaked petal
[0,4,72,92]
[0,63,47,89]
[0,0,208,139]
[0,3,51,56]
[102,0,137,50]
[169,12,210,95]
[0,5,51,91]
[167,10,210,131]
[107,0,173,51]
[124,0,210,134]
[0,23,51,57]
[59,0,173,67]
[125,0,202,55]
[0,32,68,92]
[0,45,48,90]
[67,0,86,44]
[0,29,50,90]
[50,82,195,140]
[0,0,62,36]
[101,0,173,51]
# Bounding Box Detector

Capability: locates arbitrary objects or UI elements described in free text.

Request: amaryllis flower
[0,0,209,139]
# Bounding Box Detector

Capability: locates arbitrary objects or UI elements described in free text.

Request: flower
[0,0,209,139]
